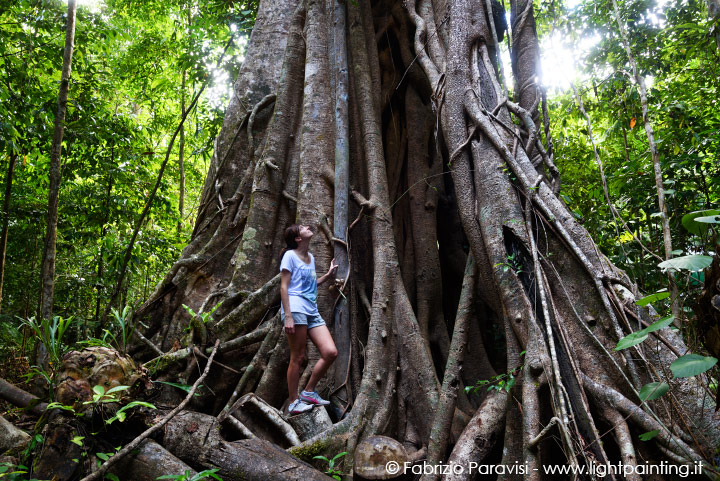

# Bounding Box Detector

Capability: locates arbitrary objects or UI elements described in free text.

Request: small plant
[313,451,348,480]
[465,371,517,394]
[466,353,525,395]
[182,301,223,325]
[46,385,156,425]
[157,469,223,481]
[21,315,74,366]
[494,253,523,275]
[104,305,137,354]
[0,462,30,481]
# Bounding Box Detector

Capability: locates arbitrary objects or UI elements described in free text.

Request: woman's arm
[317,258,338,285]
[280,269,295,334]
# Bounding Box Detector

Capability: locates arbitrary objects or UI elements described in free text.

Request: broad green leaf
[93,385,105,396]
[615,331,649,350]
[644,316,674,333]
[106,385,130,395]
[639,430,659,441]
[71,436,84,446]
[635,291,669,306]
[658,255,713,273]
[124,401,156,409]
[681,210,720,235]
[670,354,718,378]
[638,382,669,401]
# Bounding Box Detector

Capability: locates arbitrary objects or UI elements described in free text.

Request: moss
[288,439,329,462]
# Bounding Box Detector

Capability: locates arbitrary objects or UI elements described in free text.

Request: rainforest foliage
[0,0,718,476]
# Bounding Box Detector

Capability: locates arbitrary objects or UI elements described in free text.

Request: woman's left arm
[318,258,338,285]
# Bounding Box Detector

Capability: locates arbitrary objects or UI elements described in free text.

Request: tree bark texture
[130,0,720,477]
[0,152,17,312]
[38,0,77,324]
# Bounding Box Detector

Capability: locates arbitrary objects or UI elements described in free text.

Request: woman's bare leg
[287,325,307,402]
[305,325,338,392]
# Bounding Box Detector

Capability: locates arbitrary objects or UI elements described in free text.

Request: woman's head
[283,224,301,250]
[283,224,314,251]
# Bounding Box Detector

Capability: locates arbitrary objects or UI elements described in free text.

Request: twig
[528,416,562,449]
[193,347,239,374]
[133,329,163,356]
[79,340,220,481]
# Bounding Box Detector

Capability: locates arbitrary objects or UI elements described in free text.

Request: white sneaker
[300,390,331,405]
[288,399,313,414]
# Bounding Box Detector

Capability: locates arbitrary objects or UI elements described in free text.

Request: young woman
[280,224,339,414]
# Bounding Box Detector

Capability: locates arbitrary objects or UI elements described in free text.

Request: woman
[279,224,339,414]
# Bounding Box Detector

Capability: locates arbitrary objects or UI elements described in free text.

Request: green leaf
[639,430,659,441]
[105,473,120,481]
[71,436,85,446]
[615,331,649,350]
[96,452,110,461]
[670,354,718,378]
[638,382,669,401]
[93,385,106,396]
[658,255,713,273]
[153,381,200,395]
[635,290,669,306]
[681,210,720,235]
[644,316,674,333]
[106,385,130,395]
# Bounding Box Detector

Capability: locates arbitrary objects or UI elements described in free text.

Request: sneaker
[299,390,330,405]
[288,399,313,414]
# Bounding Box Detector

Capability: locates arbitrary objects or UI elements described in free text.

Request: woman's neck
[295,241,310,255]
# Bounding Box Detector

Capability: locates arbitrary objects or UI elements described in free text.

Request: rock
[0,415,30,453]
[353,435,410,480]
[55,346,150,408]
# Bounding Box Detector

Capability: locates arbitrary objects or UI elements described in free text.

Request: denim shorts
[281,311,326,329]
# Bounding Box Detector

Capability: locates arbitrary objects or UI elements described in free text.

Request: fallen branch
[79,339,220,481]
[0,377,48,415]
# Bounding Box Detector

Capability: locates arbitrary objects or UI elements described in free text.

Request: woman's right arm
[280,269,294,334]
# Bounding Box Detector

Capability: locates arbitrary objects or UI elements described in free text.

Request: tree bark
[0,152,17,312]
[38,0,77,326]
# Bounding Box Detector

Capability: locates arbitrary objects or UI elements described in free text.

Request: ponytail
[279,224,300,262]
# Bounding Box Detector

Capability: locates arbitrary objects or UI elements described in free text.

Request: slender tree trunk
[0,152,17,312]
[178,69,186,236]
[94,173,113,332]
[177,5,190,236]
[38,0,77,325]
[609,0,679,318]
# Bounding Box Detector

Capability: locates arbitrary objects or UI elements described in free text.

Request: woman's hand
[327,258,338,277]
[284,315,295,335]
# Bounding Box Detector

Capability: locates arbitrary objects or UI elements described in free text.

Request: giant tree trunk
[134,0,720,476]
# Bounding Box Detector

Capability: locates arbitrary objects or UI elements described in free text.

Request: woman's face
[296,224,314,241]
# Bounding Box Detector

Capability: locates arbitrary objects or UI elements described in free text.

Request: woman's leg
[287,325,307,402]
[305,325,338,392]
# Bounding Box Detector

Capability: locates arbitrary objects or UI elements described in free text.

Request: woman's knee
[290,351,306,366]
[324,347,338,363]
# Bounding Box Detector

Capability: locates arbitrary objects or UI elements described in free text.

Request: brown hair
[280,224,300,260]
